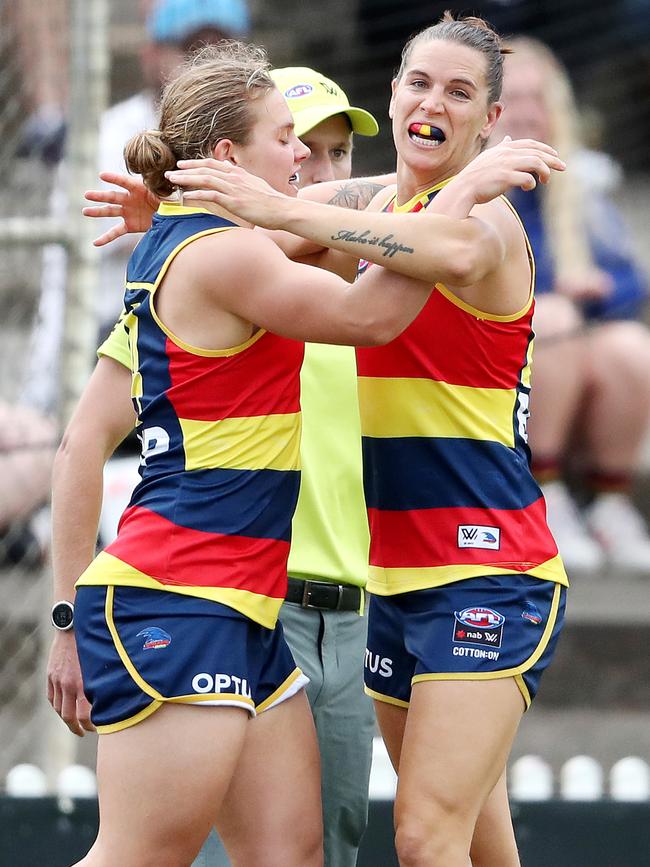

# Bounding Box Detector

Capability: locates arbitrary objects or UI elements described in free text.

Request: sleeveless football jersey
[78,204,304,628]
[356,183,568,596]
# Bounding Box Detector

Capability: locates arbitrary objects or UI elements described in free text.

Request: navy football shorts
[75,585,308,734]
[364,574,566,709]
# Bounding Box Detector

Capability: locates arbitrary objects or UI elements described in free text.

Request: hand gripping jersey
[356,184,568,596]
[78,204,304,628]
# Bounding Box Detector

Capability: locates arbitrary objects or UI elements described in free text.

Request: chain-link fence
[0,0,109,784]
[1,0,650,795]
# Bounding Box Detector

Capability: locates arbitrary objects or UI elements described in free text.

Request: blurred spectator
[0,0,68,565]
[3,0,69,164]
[0,402,56,567]
[494,36,650,574]
[22,0,250,418]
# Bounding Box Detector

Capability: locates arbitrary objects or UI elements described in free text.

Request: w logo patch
[457,525,501,550]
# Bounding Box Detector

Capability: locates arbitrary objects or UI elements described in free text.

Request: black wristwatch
[51,600,74,631]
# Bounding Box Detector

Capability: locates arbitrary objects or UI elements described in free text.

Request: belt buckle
[301,580,343,611]
[301,580,315,609]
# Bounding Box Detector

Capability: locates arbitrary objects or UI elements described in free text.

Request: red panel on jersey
[165,332,303,421]
[367,497,558,570]
[108,506,288,600]
[357,290,534,389]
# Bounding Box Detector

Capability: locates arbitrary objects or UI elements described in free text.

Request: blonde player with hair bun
[194,64,384,867]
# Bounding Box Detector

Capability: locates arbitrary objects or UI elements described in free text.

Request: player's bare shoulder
[470,195,525,246]
[326,178,396,213]
[364,183,397,213]
[178,225,281,297]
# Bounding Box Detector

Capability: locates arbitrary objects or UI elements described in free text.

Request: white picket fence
[366,738,650,802]
[5,739,650,803]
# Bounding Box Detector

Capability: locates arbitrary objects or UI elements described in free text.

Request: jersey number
[140,426,170,466]
[516,392,530,443]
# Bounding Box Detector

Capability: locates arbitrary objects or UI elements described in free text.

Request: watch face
[52,602,74,630]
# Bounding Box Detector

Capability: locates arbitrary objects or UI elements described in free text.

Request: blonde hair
[124,41,274,198]
[504,37,595,279]
[396,11,511,104]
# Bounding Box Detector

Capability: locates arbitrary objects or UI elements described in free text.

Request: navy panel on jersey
[129,467,300,541]
[362,436,541,511]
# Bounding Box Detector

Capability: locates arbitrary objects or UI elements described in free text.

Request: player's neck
[182,195,252,229]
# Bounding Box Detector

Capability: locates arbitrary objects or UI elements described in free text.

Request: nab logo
[457,524,501,550]
[285,84,313,98]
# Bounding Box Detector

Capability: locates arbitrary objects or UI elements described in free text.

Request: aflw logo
[457,525,501,550]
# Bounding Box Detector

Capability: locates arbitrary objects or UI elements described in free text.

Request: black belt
[285,576,362,612]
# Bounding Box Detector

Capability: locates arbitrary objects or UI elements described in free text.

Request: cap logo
[285,84,313,99]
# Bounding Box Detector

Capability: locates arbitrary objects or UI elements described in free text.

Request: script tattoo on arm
[330,228,415,258]
[327,180,388,211]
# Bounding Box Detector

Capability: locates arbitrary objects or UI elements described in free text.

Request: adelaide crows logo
[522,602,543,625]
[137,627,172,650]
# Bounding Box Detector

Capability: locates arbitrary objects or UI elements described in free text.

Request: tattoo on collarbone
[327,180,387,210]
[330,228,415,258]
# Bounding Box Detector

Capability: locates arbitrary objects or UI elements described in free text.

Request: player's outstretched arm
[430,136,561,218]
[82,167,394,253]
[166,139,564,288]
[47,357,135,736]
[83,172,160,246]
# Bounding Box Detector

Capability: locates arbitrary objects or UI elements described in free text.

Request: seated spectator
[0,401,56,567]
[4,0,68,164]
[495,36,650,573]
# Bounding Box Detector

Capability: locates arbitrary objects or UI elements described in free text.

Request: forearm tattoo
[330,228,414,258]
[327,180,388,211]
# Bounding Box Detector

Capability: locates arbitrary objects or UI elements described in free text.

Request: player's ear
[480,102,503,142]
[212,139,236,162]
[388,78,398,120]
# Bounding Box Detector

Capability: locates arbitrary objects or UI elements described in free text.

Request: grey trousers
[191,598,375,867]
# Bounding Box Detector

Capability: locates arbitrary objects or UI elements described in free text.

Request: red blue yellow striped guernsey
[356,183,568,596]
[77,204,304,628]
